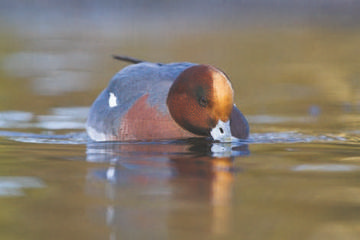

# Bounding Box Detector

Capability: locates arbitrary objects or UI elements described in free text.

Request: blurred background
[0,2,360,240]
[0,0,359,121]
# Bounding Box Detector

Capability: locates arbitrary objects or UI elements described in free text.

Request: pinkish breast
[118,94,196,141]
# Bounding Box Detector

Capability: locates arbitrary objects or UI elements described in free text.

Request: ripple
[247,115,312,124]
[0,107,87,130]
[0,111,34,128]
[0,110,357,148]
[3,52,95,95]
[0,130,88,144]
[0,129,357,147]
[292,164,360,172]
[0,177,45,197]
[249,131,350,144]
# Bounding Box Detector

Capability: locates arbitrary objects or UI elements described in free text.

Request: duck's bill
[210,120,238,142]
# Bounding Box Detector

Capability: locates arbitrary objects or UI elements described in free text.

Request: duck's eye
[219,127,224,134]
[199,96,208,107]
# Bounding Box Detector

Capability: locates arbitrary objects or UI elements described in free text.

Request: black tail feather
[112,55,145,64]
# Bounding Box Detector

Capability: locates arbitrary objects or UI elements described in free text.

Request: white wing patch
[108,92,118,108]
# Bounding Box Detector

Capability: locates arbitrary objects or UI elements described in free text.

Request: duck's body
[86,57,249,142]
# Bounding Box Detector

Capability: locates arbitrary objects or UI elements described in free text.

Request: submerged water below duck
[0,4,360,240]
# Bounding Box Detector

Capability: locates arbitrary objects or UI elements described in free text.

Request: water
[0,2,359,239]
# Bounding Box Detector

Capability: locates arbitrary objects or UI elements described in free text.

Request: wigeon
[86,55,249,142]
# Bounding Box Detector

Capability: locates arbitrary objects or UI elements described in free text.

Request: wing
[86,62,195,141]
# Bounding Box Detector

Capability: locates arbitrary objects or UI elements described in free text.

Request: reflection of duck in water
[86,55,249,142]
[86,140,249,238]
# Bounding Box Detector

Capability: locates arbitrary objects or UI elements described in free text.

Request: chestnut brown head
[167,64,234,140]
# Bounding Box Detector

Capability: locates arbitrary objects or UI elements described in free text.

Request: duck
[86,55,249,142]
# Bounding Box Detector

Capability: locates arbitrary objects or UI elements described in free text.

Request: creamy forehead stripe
[210,69,234,121]
[211,69,233,96]
[217,70,232,87]
[108,92,118,108]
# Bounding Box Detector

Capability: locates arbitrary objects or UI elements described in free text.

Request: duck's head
[167,64,237,142]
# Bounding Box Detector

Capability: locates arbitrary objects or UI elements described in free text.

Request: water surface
[0,2,359,240]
